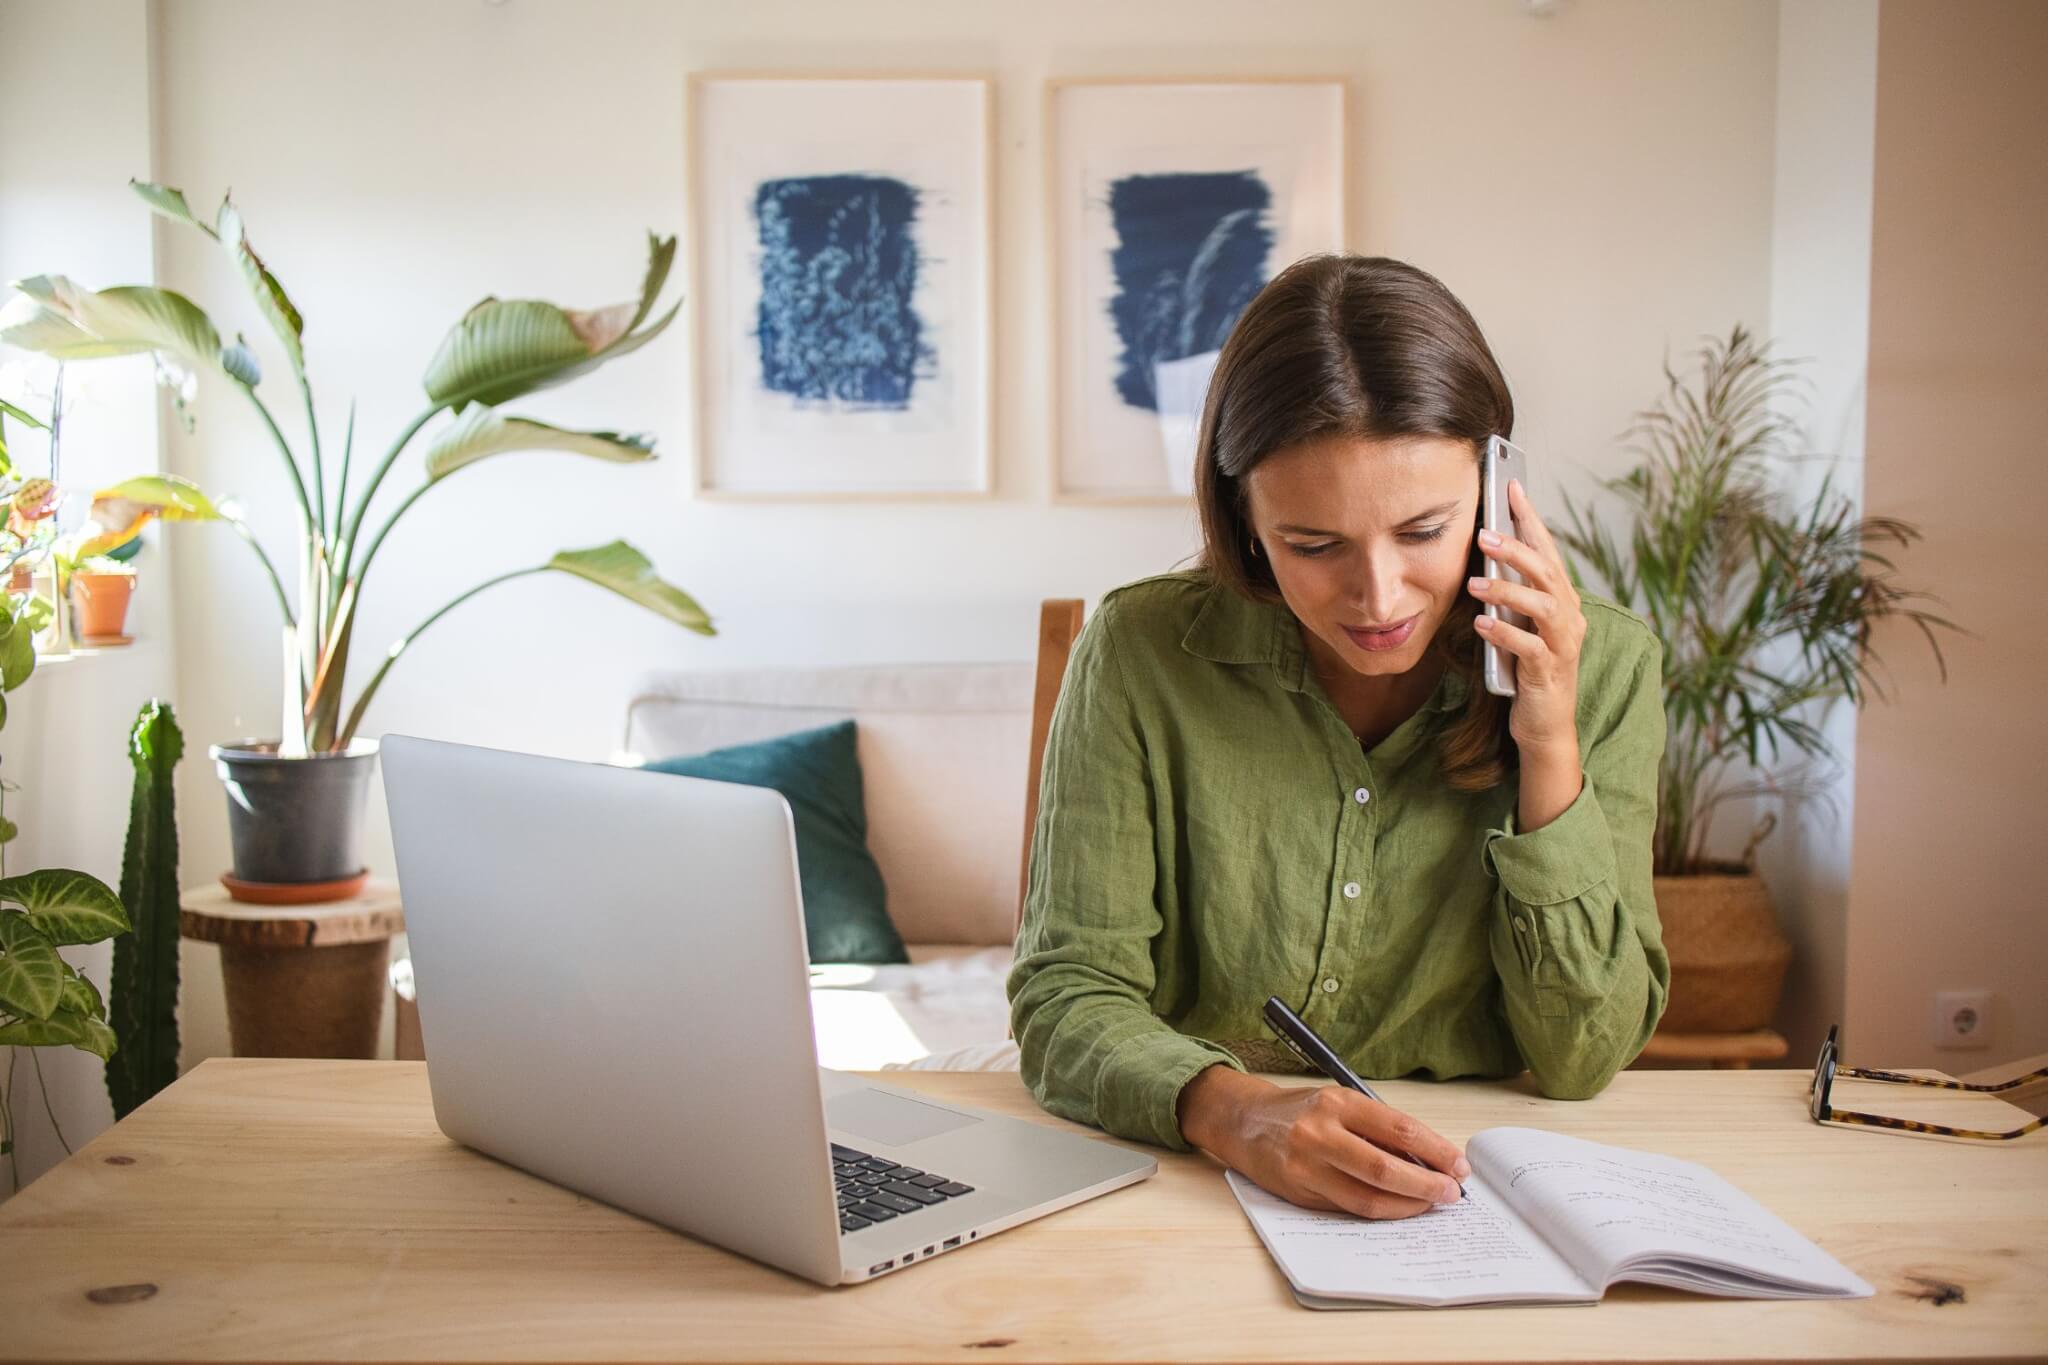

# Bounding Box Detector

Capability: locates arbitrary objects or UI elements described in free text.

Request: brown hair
[1193,253,1515,791]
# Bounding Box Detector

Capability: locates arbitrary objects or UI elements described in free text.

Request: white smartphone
[1481,435,1532,697]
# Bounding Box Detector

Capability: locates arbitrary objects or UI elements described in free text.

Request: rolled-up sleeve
[1005,606,1245,1151]
[1482,628,1669,1098]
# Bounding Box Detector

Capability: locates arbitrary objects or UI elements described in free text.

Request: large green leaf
[6,275,227,374]
[0,1006,118,1060]
[131,179,208,231]
[423,410,655,483]
[93,474,228,522]
[79,473,229,560]
[421,233,679,410]
[545,540,713,634]
[0,912,64,1020]
[218,200,305,377]
[0,869,130,946]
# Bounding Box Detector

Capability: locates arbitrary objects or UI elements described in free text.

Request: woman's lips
[1342,616,1418,652]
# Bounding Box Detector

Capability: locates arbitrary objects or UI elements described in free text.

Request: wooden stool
[180,882,406,1059]
[1635,1028,1790,1070]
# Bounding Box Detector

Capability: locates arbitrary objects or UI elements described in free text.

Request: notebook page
[1225,1168,1595,1306]
[1468,1127,1873,1297]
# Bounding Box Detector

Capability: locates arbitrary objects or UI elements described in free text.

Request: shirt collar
[1181,579,1471,712]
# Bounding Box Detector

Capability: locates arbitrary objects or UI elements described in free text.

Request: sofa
[619,662,1034,1072]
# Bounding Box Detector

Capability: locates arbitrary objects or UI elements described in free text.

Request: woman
[1007,254,1669,1222]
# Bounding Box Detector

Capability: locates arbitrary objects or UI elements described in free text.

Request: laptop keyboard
[831,1142,976,1235]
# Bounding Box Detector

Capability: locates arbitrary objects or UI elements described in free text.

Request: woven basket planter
[1653,865,1793,1032]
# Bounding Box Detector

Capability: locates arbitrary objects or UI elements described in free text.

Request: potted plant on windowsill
[1557,325,1957,1033]
[0,182,715,890]
[65,553,136,646]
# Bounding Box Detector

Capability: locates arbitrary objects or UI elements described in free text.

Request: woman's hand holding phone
[1470,476,1586,756]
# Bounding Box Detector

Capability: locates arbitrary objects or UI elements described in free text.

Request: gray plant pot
[210,740,380,884]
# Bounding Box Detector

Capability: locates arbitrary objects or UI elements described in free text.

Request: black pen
[1262,994,1467,1201]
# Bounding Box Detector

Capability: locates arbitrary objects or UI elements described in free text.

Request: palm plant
[1556,325,1957,876]
[0,181,711,755]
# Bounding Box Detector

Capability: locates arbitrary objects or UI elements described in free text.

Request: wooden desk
[0,1061,2041,1362]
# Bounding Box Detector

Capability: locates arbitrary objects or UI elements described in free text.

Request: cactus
[105,700,182,1120]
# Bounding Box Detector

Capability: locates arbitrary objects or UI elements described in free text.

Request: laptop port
[924,1245,935,1256]
[943,1236,961,1249]
[869,1261,893,1274]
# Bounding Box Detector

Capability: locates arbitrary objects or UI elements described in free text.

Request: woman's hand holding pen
[1177,1065,1470,1220]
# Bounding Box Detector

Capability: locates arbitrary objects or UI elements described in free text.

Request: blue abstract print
[1105,171,1273,412]
[753,174,933,410]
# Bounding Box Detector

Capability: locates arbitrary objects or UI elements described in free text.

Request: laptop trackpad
[829,1088,982,1147]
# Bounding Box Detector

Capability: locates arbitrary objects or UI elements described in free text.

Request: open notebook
[1228,1126,1874,1309]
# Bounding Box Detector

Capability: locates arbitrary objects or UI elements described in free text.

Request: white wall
[146,0,1784,1063]
[0,0,179,1192]
[1758,0,1877,1063]
[1847,0,2048,1067]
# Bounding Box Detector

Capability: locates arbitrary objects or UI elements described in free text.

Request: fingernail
[1477,529,1501,547]
[1440,1181,1463,1204]
[1473,615,1493,631]
[1455,1157,1472,1178]
[1467,576,1489,595]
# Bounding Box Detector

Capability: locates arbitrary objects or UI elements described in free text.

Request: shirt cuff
[1481,777,1618,906]
[1101,1030,1249,1152]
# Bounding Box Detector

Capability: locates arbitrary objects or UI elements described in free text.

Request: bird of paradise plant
[0,181,712,756]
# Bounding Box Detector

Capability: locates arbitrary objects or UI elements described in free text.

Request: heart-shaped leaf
[0,1006,118,1060]
[0,609,33,690]
[545,540,713,634]
[0,869,130,946]
[422,233,678,410]
[423,410,655,483]
[0,912,65,1020]
[60,967,104,1020]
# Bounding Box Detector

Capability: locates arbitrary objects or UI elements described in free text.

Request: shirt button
[1322,978,1340,994]
[1353,787,1371,805]
[1342,881,1361,899]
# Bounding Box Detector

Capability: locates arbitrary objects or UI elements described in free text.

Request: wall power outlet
[1931,989,1993,1050]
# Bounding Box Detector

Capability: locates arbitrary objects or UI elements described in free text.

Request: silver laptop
[381,734,1156,1286]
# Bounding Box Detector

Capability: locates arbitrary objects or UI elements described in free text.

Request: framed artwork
[1047,78,1348,503]
[688,74,993,498]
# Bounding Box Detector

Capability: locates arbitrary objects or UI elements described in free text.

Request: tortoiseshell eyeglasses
[1810,1025,2047,1141]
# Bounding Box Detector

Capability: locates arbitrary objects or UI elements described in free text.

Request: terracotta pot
[69,572,136,642]
[1653,865,1793,1032]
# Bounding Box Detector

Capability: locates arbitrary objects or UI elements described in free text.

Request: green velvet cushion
[644,720,908,965]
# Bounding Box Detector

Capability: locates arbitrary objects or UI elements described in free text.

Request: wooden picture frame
[1045,77,1349,505]
[686,73,995,500]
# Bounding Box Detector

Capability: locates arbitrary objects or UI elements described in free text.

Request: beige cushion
[622,664,1033,947]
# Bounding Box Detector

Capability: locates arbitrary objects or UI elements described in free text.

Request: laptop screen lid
[382,734,844,1286]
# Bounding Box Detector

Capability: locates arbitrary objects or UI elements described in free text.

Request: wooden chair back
[1019,599,1085,932]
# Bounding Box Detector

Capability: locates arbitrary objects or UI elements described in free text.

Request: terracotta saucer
[78,634,135,647]
[220,869,371,905]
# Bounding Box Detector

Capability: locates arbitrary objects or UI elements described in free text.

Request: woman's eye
[1283,527,1445,557]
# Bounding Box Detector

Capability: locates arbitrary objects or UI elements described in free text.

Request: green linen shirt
[1006,570,1670,1152]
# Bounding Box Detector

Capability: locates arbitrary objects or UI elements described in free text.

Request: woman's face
[1242,434,1480,683]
